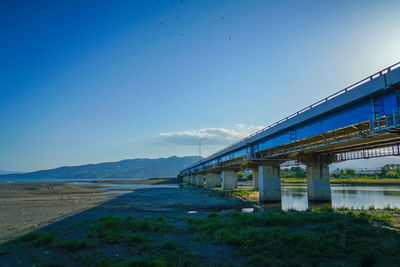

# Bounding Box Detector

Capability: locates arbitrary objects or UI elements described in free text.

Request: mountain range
[0,170,20,175]
[0,156,199,180]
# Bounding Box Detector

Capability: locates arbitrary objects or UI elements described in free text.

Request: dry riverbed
[0,178,185,242]
[0,178,253,243]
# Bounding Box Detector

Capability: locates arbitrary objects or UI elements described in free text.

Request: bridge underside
[199,118,400,171]
[181,63,400,204]
[182,118,400,204]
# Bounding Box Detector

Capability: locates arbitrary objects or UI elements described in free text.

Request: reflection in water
[279,185,400,211]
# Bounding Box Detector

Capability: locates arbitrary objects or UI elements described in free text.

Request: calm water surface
[281,184,400,211]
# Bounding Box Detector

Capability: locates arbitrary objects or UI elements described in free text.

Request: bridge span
[179,62,400,203]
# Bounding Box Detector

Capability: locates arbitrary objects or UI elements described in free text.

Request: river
[279,184,400,211]
[1,177,400,211]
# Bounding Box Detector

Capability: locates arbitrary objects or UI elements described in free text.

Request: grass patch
[19,231,56,247]
[88,215,172,245]
[281,177,306,183]
[37,262,66,267]
[125,233,145,245]
[185,210,400,266]
[218,189,255,198]
[6,211,400,266]
[56,239,94,251]
[0,249,10,256]
[161,240,176,250]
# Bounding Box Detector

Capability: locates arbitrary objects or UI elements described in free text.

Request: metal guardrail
[182,61,400,172]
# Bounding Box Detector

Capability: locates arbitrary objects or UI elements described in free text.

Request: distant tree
[396,167,400,176]
[380,167,388,178]
[345,169,355,177]
[291,167,306,178]
[280,168,292,178]
[339,169,345,177]
[386,170,399,178]
[237,172,246,179]
[280,167,306,178]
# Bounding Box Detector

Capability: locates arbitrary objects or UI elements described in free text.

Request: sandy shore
[0,178,178,242]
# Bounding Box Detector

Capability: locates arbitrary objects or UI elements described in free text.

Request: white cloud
[159,124,264,146]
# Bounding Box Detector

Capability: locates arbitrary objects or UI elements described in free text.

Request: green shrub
[125,233,145,245]
[124,257,167,267]
[56,239,93,251]
[161,240,176,250]
[0,249,10,256]
[207,212,218,218]
[20,231,55,246]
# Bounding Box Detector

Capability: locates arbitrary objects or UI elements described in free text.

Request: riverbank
[0,178,178,242]
[0,184,400,266]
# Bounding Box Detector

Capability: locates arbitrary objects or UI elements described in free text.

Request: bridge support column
[216,173,222,187]
[258,164,281,203]
[195,174,204,187]
[205,172,220,188]
[298,154,334,202]
[251,168,259,190]
[221,170,237,191]
[190,175,195,186]
[306,165,330,202]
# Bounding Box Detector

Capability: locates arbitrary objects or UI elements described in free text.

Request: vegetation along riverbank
[281,177,400,185]
[277,165,400,185]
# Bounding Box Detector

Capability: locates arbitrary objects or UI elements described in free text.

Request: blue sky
[1,0,400,172]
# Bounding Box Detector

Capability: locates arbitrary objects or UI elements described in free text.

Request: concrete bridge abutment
[297,154,334,202]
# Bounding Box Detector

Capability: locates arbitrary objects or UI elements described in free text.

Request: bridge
[179,62,400,203]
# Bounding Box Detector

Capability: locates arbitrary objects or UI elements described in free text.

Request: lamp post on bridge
[199,138,207,162]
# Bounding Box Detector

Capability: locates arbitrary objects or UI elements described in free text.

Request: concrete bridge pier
[258,162,282,203]
[221,170,238,191]
[298,154,334,202]
[205,172,221,188]
[195,174,204,187]
[250,168,259,190]
[190,175,195,186]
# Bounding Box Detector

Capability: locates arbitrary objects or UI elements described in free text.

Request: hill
[0,156,199,180]
[0,170,20,175]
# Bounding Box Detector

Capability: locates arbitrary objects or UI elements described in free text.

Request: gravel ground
[0,179,255,243]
